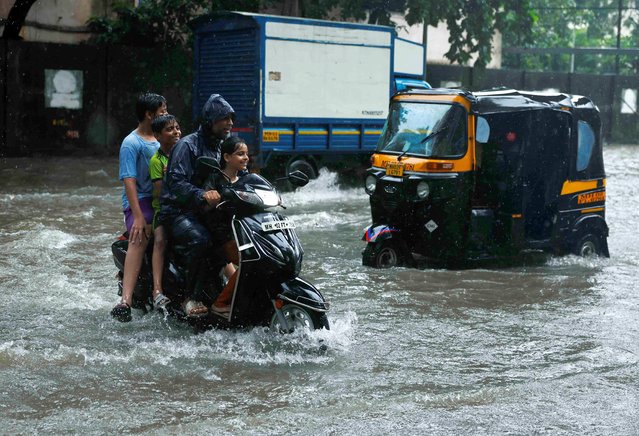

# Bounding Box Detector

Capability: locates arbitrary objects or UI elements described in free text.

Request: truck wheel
[288,159,317,180]
[572,232,603,257]
[362,240,406,268]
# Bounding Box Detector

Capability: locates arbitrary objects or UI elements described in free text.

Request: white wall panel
[394,39,424,76]
[264,39,390,119]
[265,21,391,47]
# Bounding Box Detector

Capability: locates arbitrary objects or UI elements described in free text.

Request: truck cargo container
[191,11,429,179]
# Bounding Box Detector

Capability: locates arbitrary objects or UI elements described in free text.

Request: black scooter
[111,157,330,332]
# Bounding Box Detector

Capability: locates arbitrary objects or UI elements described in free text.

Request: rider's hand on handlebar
[203,189,221,206]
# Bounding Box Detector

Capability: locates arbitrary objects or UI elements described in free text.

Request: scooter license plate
[386,162,404,177]
[261,219,295,232]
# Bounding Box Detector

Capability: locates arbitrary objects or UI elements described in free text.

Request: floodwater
[0,145,638,435]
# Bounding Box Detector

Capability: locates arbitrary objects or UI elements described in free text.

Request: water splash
[282,168,364,207]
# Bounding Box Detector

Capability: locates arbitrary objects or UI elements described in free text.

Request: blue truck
[191,11,430,178]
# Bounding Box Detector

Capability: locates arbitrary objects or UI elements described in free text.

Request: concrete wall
[3,41,109,155]
[1,0,117,44]
[1,41,192,156]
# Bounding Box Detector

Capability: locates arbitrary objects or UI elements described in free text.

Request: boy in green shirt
[149,114,181,310]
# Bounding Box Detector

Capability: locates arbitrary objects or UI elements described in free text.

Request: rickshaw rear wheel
[362,240,407,268]
[572,233,603,257]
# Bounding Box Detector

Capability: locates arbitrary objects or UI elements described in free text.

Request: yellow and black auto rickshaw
[362,88,609,267]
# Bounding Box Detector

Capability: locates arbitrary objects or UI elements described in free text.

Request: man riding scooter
[158,94,241,318]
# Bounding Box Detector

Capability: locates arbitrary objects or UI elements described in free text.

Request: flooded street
[1,145,638,434]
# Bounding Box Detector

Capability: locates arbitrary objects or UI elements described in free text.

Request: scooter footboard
[278,278,329,312]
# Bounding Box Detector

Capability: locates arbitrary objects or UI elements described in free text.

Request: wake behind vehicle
[112,159,329,331]
[362,88,609,268]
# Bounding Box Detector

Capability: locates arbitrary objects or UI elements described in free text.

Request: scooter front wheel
[270,304,329,333]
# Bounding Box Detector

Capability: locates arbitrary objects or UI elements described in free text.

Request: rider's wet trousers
[168,212,213,302]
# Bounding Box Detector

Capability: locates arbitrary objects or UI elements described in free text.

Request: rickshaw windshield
[376,102,467,158]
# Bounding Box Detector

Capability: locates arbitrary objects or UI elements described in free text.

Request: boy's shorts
[123,197,154,234]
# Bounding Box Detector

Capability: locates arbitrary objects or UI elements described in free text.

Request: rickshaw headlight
[365,175,377,195]
[416,181,430,199]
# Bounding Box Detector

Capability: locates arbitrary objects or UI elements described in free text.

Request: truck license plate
[262,131,280,142]
[386,162,404,177]
[261,219,295,232]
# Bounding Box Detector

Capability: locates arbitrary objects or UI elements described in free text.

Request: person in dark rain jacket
[158,94,236,318]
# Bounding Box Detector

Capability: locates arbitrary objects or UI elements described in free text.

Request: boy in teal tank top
[149,114,181,311]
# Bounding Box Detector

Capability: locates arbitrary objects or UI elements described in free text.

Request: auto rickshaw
[362,88,609,267]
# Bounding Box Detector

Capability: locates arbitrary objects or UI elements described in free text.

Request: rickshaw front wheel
[572,233,603,257]
[363,240,407,268]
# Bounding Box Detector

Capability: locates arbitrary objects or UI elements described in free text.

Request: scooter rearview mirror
[194,156,222,185]
[288,170,309,187]
[196,156,221,173]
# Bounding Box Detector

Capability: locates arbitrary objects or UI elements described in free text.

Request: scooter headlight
[416,181,430,199]
[365,175,377,195]
[234,190,263,206]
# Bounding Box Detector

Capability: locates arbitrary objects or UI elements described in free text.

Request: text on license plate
[386,162,404,176]
[261,219,295,232]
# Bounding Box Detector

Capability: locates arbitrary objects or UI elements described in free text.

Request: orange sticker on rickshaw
[578,191,605,204]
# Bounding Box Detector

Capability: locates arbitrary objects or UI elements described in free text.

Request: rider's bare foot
[182,300,208,318]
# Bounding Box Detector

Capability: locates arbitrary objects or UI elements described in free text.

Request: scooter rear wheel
[270,304,329,333]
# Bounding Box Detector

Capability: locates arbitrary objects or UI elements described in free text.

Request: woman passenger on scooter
[203,136,249,315]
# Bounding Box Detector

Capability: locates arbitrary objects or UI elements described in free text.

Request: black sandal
[111,302,132,322]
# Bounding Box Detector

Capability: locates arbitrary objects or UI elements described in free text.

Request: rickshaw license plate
[386,162,404,176]
[261,219,295,232]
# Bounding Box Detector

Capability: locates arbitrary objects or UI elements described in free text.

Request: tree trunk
[281,0,300,17]
[2,0,38,39]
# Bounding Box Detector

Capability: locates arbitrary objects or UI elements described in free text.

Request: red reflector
[275,299,284,309]
[426,162,454,171]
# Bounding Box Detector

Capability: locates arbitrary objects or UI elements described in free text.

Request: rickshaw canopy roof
[473,89,597,115]
[399,88,598,115]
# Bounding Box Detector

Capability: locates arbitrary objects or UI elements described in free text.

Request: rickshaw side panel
[473,96,608,257]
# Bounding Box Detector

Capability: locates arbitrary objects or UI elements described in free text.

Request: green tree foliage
[87,0,259,47]
[502,0,639,74]
[86,0,260,131]
[87,0,538,68]
[298,0,538,68]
